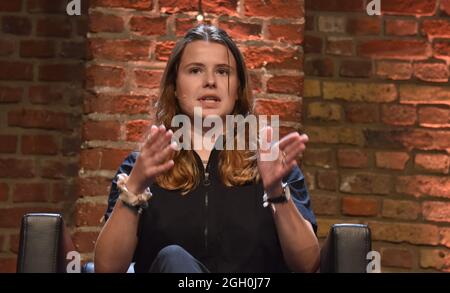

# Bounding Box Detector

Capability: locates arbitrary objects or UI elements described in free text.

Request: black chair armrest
[17,213,74,273]
[320,224,371,273]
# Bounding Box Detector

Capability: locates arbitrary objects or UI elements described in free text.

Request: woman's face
[176,40,239,121]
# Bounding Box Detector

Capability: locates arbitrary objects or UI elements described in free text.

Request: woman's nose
[203,71,216,88]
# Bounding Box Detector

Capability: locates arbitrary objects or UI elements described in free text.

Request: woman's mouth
[197,96,221,107]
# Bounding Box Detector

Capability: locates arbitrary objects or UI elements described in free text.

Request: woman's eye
[189,68,202,74]
[217,68,230,75]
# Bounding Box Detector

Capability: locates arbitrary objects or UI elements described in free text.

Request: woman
[94,24,319,273]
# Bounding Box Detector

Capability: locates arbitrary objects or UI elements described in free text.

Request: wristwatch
[263,182,291,208]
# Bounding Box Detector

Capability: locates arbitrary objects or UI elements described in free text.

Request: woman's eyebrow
[183,62,233,69]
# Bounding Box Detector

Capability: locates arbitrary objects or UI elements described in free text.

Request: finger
[282,140,304,162]
[153,129,173,153]
[145,125,161,147]
[154,141,177,164]
[147,125,168,152]
[278,132,308,150]
[152,159,175,175]
[259,126,272,152]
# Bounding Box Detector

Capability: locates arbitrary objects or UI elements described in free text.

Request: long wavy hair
[153,24,260,194]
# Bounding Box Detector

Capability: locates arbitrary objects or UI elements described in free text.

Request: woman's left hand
[257,126,308,197]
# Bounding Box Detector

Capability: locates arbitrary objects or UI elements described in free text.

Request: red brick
[382,199,420,220]
[418,107,450,128]
[84,93,154,115]
[339,60,371,78]
[358,40,431,60]
[423,201,450,223]
[381,248,414,269]
[0,135,17,153]
[12,183,48,203]
[376,61,412,80]
[396,175,450,198]
[41,160,78,179]
[382,0,437,16]
[366,129,450,152]
[245,0,302,17]
[385,19,418,36]
[381,104,416,126]
[415,154,449,174]
[414,62,448,83]
[20,40,55,58]
[160,0,237,15]
[126,120,151,142]
[78,176,112,197]
[89,39,150,62]
[305,126,364,145]
[8,109,70,130]
[317,170,338,191]
[86,65,125,88]
[130,16,167,36]
[62,137,81,156]
[249,72,262,94]
[0,258,17,273]
[254,98,301,122]
[305,0,363,12]
[305,15,314,31]
[326,37,353,56]
[75,202,108,227]
[0,86,22,103]
[434,41,450,61]
[0,0,21,11]
[310,192,338,216]
[317,16,346,33]
[323,82,397,103]
[400,85,450,105]
[422,19,450,39]
[342,197,379,216]
[0,159,35,178]
[89,11,124,33]
[0,183,8,201]
[21,135,58,155]
[36,18,72,38]
[60,41,86,59]
[73,231,99,253]
[266,76,303,95]
[375,152,410,170]
[134,70,163,89]
[337,149,368,168]
[0,207,53,228]
[369,221,439,245]
[0,40,15,56]
[39,64,83,82]
[155,41,176,62]
[2,16,31,35]
[220,21,262,41]
[346,17,381,35]
[0,61,33,81]
[242,47,302,70]
[340,173,391,195]
[80,149,101,170]
[80,148,131,171]
[82,120,121,141]
[420,249,450,272]
[267,24,302,44]
[306,102,342,122]
[175,18,197,37]
[345,104,379,123]
[442,0,450,15]
[77,18,88,36]
[303,148,334,169]
[91,0,152,10]
[28,85,63,105]
[440,228,450,248]
[304,35,322,54]
[304,57,334,77]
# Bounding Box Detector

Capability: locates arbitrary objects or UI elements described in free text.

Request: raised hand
[257,126,308,197]
[126,125,177,194]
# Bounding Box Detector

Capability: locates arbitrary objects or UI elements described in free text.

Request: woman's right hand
[126,124,177,194]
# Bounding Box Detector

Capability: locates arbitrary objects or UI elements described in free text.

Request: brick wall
[304,0,450,272]
[0,0,87,272]
[78,0,305,264]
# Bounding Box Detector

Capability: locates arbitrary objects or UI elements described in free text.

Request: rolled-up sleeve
[104,152,138,222]
[283,166,317,234]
